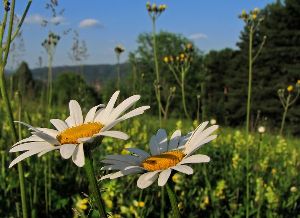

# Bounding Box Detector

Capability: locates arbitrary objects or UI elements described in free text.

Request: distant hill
[31,63,130,85]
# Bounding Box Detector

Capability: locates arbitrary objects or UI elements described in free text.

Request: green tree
[225,0,300,134]
[12,61,35,96]
[129,31,204,119]
[52,72,99,107]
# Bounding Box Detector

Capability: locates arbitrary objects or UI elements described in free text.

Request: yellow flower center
[57,122,103,144]
[141,150,185,171]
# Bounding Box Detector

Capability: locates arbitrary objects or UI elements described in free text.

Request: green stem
[84,150,107,218]
[0,2,31,218]
[279,94,290,136]
[0,47,28,218]
[47,53,53,111]
[166,183,181,218]
[152,16,162,127]
[160,187,165,218]
[246,25,254,218]
[201,82,206,121]
[116,54,120,90]
[181,69,190,119]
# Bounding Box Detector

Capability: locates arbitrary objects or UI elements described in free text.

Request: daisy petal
[96,131,129,140]
[137,171,159,189]
[60,144,76,159]
[168,130,181,150]
[72,143,85,167]
[172,165,194,175]
[69,100,83,125]
[156,129,168,153]
[119,106,150,120]
[50,119,68,131]
[109,166,143,179]
[14,121,39,132]
[38,146,61,157]
[180,154,210,164]
[36,128,59,138]
[100,172,115,180]
[184,135,217,155]
[65,116,75,127]
[9,147,51,168]
[34,131,59,145]
[100,91,120,124]
[13,135,44,147]
[158,169,172,186]
[186,125,218,150]
[84,104,105,123]
[10,142,50,152]
[109,95,140,121]
[93,108,105,123]
[150,135,160,155]
[103,155,140,165]
[126,148,150,159]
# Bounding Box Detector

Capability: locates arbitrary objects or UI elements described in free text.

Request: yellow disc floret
[57,122,103,144]
[141,150,185,171]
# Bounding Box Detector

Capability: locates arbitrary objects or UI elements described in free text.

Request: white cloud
[25,14,45,25]
[25,14,67,25]
[79,19,102,28]
[50,16,65,25]
[188,33,208,40]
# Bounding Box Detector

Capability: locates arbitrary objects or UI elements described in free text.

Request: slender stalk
[181,69,190,119]
[44,161,48,215]
[84,150,107,218]
[116,54,120,90]
[17,92,28,218]
[245,25,254,218]
[166,183,181,218]
[0,1,32,217]
[201,82,206,121]
[160,186,165,218]
[47,54,53,110]
[279,94,290,136]
[152,17,162,127]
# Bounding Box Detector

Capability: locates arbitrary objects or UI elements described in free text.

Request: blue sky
[11,0,275,69]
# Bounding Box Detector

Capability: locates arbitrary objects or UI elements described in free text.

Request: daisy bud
[290,186,297,193]
[152,3,157,12]
[258,126,265,134]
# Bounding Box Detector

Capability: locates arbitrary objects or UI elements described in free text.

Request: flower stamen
[57,122,103,144]
[141,150,185,171]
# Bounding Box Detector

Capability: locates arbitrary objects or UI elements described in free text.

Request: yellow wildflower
[163,56,169,63]
[287,85,293,92]
[76,198,89,211]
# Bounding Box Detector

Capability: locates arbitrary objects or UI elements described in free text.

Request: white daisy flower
[9,91,150,168]
[100,121,218,189]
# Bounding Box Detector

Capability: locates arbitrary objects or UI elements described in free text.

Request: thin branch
[252,36,267,64]
[10,0,32,43]
[3,0,16,66]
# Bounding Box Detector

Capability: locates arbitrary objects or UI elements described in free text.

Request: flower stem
[84,150,107,218]
[160,187,165,218]
[181,69,190,119]
[279,94,290,136]
[152,16,162,127]
[245,25,254,218]
[116,53,121,91]
[166,183,181,218]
